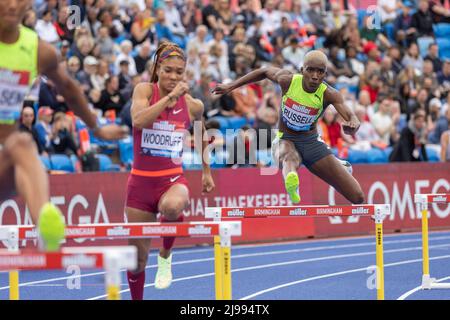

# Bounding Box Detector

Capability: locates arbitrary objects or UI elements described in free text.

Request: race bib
[281,97,320,131]
[0,68,30,124]
[140,120,185,158]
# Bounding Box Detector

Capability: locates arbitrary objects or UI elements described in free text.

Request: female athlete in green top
[0,0,128,251]
[213,50,365,204]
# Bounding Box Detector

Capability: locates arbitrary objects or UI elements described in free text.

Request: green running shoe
[38,203,65,252]
[155,254,173,289]
[285,172,301,204]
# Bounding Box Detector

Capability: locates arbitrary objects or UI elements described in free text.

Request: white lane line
[86,244,450,300]
[240,255,450,300]
[2,235,450,291]
[397,275,450,300]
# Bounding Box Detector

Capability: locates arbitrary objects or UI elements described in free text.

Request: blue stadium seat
[347,149,368,164]
[39,155,51,170]
[436,38,450,59]
[49,154,75,172]
[182,150,202,170]
[75,119,87,131]
[118,138,133,167]
[433,23,450,38]
[417,36,435,57]
[439,47,450,60]
[257,149,273,166]
[313,36,326,49]
[95,154,121,172]
[383,146,393,160]
[334,83,348,91]
[208,150,227,168]
[209,116,230,135]
[357,9,367,29]
[348,85,359,95]
[366,148,388,163]
[227,117,248,130]
[426,147,440,162]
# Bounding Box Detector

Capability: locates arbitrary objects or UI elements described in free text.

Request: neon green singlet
[0,25,38,124]
[280,74,327,132]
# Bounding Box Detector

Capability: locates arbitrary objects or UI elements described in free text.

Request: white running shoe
[155,254,172,289]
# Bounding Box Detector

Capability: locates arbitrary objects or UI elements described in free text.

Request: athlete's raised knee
[159,197,188,220]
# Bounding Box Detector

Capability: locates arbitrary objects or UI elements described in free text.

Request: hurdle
[0,246,137,300]
[0,221,241,300]
[414,193,450,290]
[205,204,391,300]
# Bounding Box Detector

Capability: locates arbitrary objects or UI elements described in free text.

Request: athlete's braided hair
[150,41,186,83]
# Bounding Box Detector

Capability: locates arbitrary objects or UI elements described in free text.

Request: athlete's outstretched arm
[38,41,128,140]
[131,81,188,129]
[212,67,293,96]
[324,87,360,135]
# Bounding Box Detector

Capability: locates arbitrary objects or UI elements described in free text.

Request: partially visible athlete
[213,50,364,204]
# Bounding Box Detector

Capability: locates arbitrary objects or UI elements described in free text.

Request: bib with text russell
[281,97,319,131]
[141,120,185,158]
[0,68,30,123]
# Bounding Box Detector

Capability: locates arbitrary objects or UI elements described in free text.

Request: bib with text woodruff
[140,120,186,158]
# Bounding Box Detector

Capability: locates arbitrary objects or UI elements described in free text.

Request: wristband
[167,94,176,103]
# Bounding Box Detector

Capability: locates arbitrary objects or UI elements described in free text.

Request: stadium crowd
[20,0,450,172]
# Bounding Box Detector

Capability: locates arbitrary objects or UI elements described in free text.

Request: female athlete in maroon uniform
[125,41,215,300]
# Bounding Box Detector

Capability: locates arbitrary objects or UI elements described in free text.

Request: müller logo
[254,209,281,215]
[188,225,212,235]
[226,209,245,217]
[62,254,97,268]
[432,196,447,202]
[106,226,131,237]
[289,208,307,216]
[351,207,370,215]
[25,229,38,238]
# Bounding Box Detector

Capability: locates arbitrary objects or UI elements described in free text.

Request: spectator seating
[209,116,255,135]
[383,146,393,160]
[347,149,369,164]
[426,146,440,162]
[418,36,436,58]
[366,148,387,163]
[257,149,274,166]
[436,38,450,59]
[118,137,134,168]
[433,23,450,38]
[95,154,121,171]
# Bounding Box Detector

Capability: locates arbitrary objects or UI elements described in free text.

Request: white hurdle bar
[205,204,391,300]
[0,246,137,300]
[0,221,241,300]
[414,193,450,289]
